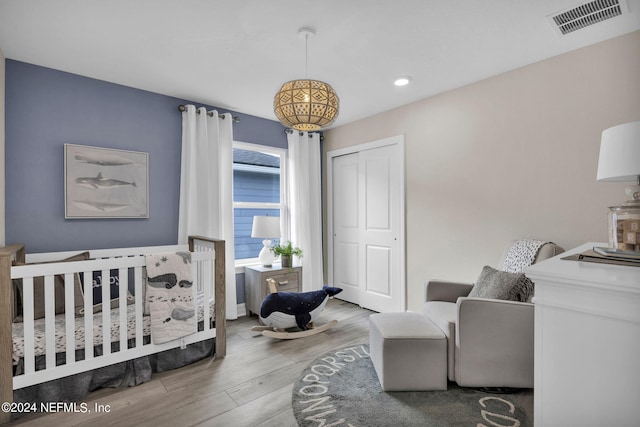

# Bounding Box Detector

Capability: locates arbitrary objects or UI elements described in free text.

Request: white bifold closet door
[328,135,405,313]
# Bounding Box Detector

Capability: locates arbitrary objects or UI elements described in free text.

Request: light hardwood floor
[11,299,374,427]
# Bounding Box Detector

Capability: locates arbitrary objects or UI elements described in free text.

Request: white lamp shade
[597,121,640,182]
[251,216,281,239]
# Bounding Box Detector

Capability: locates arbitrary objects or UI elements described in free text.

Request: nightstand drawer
[266,272,299,292]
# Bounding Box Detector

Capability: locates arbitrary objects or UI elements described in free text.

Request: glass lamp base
[607,200,640,252]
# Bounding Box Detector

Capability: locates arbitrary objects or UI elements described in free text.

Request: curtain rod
[178,105,239,123]
[285,128,324,141]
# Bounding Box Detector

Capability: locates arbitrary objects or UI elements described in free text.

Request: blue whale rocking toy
[251,279,343,339]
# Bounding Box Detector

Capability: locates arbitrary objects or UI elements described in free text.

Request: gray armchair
[423,241,563,388]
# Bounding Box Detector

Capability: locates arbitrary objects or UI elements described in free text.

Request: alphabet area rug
[292,344,532,427]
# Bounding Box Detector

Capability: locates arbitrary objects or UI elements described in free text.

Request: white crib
[0,235,226,424]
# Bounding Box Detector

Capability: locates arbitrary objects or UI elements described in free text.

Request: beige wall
[0,49,4,246]
[323,31,640,313]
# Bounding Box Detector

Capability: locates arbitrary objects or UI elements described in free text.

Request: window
[233,142,287,263]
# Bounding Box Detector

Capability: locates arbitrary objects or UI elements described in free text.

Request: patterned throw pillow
[468,266,534,302]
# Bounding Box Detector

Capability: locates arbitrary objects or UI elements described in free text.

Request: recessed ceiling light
[394,76,412,87]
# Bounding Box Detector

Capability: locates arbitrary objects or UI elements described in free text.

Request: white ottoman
[369,312,447,391]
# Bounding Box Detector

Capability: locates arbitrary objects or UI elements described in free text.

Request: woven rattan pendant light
[273,27,339,131]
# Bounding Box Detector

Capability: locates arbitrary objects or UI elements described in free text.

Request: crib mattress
[12,301,215,365]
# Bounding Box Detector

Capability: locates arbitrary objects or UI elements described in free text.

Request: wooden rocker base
[251,320,338,339]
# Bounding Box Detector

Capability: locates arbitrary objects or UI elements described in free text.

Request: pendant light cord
[305,33,309,80]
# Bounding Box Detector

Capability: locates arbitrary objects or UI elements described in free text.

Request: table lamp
[251,216,281,267]
[596,121,640,252]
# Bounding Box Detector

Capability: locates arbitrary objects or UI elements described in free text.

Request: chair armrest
[425,280,473,303]
[455,297,534,388]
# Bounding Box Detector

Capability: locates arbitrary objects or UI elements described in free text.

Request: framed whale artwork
[64,144,149,219]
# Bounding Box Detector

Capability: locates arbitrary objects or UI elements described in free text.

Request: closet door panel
[328,135,405,312]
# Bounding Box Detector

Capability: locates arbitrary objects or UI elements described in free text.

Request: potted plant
[271,241,303,267]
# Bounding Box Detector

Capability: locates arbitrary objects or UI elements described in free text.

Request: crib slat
[22,277,35,374]
[134,266,144,348]
[101,269,111,356]
[119,267,127,351]
[44,275,56,370]
[64,273,75,364]
[190,262,199,333]
[83,271,94,361]
[203,258,211,331]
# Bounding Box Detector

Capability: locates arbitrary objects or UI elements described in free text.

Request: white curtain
[178,105,237,319]
[288,131,323,291]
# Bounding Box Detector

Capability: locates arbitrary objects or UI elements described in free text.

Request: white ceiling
[1,0,639,128]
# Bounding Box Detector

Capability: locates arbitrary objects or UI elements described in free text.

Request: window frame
[233,141,289,269]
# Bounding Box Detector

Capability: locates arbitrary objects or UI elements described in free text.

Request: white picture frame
[64,144,149,219]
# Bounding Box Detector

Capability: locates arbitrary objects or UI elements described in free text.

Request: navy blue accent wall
[5,60,287,255]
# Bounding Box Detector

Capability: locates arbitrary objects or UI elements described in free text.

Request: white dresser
[525,243,640,427]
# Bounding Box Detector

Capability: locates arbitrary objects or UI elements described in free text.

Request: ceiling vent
[547,0,629,35]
